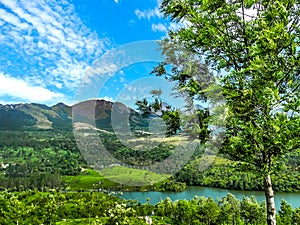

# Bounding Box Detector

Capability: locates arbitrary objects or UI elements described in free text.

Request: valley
[0,100,299,224]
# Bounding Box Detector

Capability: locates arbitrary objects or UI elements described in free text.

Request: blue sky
[0,0,182,106]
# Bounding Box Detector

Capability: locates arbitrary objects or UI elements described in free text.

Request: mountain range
[0,100,136,131]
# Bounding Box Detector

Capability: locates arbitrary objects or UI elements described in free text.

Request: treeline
[0,191,299,225]
[114,144,173,166]
[0,173,63,192]
[100,132,174,165]
[0,131,85,191]
[0,130,77,150]
[176,157,300,192]
[0,146,83,176]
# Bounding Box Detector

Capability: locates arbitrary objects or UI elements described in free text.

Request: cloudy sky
[0,0,178,106]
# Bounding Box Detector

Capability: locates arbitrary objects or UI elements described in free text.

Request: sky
[0,0,182,107]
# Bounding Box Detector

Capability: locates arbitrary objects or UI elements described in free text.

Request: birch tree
[157,1,300,224]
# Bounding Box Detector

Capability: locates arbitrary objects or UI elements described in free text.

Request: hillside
[0,99,138,131]
[0,102,71,130]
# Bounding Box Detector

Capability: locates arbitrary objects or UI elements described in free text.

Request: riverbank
[121,186,300,210]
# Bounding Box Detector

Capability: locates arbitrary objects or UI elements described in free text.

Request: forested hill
[0,99,134,131]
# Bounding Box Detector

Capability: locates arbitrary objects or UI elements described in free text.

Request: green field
[62,167,171,191]
[62,169,116,190]
[100,166,170,186]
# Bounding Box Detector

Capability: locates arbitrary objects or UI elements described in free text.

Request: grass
[62,169,116,190]
[125,135,189,147]
[99,165,170,186]
[62,167,171,190]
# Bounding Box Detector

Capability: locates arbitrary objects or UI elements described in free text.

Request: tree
[156,1,300,224]
[135,89,181,136]
[292,208,300,225]
[151,38,215,142]
[197,197,221,224]
[278,200,293,225]
[136,98,152,117]
[218,193,241,225]
[240,196,266,224]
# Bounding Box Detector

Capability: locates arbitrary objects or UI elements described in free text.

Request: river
[121,186,300,209]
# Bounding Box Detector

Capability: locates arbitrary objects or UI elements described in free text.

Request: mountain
[0,102,72,130]
[72,99,136,132]
[0,100,137,131]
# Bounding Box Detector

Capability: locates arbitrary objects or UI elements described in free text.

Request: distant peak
[52,102,68,108]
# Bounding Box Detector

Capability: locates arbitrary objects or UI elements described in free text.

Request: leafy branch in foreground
[135,89,181,136]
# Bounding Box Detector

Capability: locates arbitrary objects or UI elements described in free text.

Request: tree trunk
[264,174,276,225]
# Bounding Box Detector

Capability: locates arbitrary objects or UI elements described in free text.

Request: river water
[121,186,300,209]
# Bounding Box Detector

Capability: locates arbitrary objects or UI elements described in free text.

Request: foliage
[162,109,181,136]
[0,190,298,225]
[157,0,300,224]
[158,0,300,172]
[113,143,173,166]
[277,200,293,225]
[0,130,85,191]
[175,157,300,192]
[135,89,181,136]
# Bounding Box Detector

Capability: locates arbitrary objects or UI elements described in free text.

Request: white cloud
[81,63,118,85]
[0,8,29,30]
[114,0,119,3]
[0,0,109,91]
[135,3,186,34]
[100,96,115,102]
[152,23,167,32]
[135,7,162,20]
[0,72,64,103]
